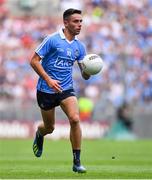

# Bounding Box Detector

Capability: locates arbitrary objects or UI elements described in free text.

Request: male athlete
[30,9,90,173]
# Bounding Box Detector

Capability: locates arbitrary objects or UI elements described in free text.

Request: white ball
[81,54,104,75]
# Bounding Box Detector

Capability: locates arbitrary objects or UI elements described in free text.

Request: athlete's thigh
[60,96,79,120]
[40,108,55,127]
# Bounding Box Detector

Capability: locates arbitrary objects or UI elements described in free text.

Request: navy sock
[73,149,81,166]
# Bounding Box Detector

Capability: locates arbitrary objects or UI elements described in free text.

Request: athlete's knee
[69,114,80,127]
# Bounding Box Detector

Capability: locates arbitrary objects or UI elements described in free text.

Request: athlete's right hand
[46,78,62,93]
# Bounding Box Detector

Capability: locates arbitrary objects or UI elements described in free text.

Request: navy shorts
[37,89,76,110]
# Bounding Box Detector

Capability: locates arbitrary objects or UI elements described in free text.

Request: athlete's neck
[63,29,75,42]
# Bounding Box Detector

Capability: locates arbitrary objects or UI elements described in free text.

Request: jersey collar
[59,28,78,41]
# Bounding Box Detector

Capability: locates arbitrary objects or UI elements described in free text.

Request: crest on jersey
[74,49,79,58]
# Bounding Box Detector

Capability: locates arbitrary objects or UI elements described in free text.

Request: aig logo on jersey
[55,56,74,69]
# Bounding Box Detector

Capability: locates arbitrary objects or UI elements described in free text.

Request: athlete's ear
[63,19,68,28]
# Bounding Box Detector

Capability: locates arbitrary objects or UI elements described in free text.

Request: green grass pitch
[0,139,152,179]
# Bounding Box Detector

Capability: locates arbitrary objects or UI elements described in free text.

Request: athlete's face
[64,13,82,36]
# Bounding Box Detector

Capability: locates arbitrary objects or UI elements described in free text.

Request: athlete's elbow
[82,71,91,80]
[83,76,90,80]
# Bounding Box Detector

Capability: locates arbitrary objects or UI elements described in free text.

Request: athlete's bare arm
[78,62,90,80]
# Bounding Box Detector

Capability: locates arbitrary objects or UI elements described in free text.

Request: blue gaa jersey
[35,29,86,94]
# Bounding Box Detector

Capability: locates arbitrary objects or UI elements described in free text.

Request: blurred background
[0,0,152,139]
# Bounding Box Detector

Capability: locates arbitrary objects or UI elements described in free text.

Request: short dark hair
[63,8,82,20]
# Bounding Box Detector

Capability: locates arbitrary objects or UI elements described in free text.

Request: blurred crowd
[0,0,152,114]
